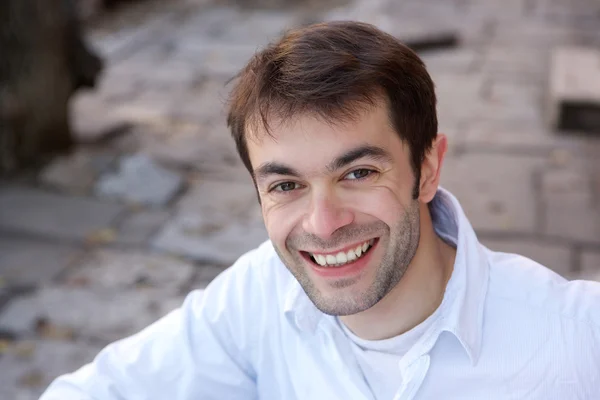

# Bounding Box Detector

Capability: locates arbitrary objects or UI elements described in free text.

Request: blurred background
[1,0,599,397]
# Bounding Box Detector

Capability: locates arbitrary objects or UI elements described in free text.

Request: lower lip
[307,240,378,279]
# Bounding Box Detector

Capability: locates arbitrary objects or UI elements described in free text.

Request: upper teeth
[311,239,374,267]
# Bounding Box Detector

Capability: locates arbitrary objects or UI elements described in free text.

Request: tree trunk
[0,0,103,175]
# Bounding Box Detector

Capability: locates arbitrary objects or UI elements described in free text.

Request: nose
[302,193,354,240]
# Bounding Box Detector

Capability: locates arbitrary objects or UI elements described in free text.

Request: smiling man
[40,21,600,400]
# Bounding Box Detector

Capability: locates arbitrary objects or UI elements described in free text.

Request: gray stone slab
[65,249,195,291]
[0,339,104,400]
[547,46,600,133]
[142,120,248,180]
[71,92,132,144]
[152,180,268,265]
[480,237,573,278]
[580,250,600,282]
[431,73,485,126]
[440,153,546,233]
[212,11,299,45]
[88,11,177,60]
[112,87,185,125]
[39,149,116,194]
[540,167,600,244]
[0,286,177,343]
[167,79,231,124]
[482,46,549,82]
[0,237,82,288]
[0,187,124,241]
[116,209,172,245]
[152,211,268,266]
[95,154,184,206]
[174,8,297,46]
[461,120,590,150]
[175,43,260,76]
[491,20,574,47]
[421,48,479,73]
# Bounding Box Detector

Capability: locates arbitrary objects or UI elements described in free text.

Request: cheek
[262,199,306,247]
[341,186,406,224]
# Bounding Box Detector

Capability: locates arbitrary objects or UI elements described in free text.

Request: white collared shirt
[40,188,600,400]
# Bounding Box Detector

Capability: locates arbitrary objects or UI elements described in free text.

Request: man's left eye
[344,169,374,180]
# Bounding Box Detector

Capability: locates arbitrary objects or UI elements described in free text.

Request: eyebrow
[253,144,393,184]
[254,163,301,183]
[326,145,393,172]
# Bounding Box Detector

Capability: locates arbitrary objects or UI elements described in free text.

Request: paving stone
[142,120,247,180]
[491,21,574,47]
[172,7,245,39]
[474,97,545,128]
[547,46,600,133]
[579,250,600,281]
[482,46,549,83]
[94,63,145,104]
[168,78,231,124]
[540,167,600,244]
[325,7,460,47]
[479,236,573,278]
[116,209,172,245]
[39,149,116,194]
[0,286,176,343]
[194,265,228,288]
[212,11,299,45]
[174,43,260,77]
[535,0,600,20]
[440,153,546,233]
[461,119,590,151]
[0,187,124,241]
[71,92,132,144]
[0,237,82,289]
[65,249,195,291]
[0,340,104,400]
[420,48,479,73]
[107,49,200,93]
[95,154,184,206]
[433,73,485,126]
[152,180,268,265]
[463,0,528,19]
[88,11,178,60]
[112,87,185,125]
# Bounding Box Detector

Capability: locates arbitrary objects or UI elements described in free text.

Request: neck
[339,202,456,340]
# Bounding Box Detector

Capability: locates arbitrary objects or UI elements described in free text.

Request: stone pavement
[1,0,600,397]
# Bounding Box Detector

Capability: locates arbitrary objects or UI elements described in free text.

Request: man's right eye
[272,182,299,192]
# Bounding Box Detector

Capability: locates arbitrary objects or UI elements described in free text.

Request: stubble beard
[275,200,421,316]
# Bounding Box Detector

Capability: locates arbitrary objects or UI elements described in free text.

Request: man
[40,21,600,400]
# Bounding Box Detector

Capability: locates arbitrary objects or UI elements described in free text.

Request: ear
[418,134,448,203]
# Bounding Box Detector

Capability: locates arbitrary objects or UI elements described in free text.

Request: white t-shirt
[337,297,443,399]
[337,227,456,400]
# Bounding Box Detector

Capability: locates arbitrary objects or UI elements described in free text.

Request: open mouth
[302,238,378,268]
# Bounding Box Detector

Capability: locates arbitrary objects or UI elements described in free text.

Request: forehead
[246,102,403,169]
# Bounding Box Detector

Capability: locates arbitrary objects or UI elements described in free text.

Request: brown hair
[226,21,438,195]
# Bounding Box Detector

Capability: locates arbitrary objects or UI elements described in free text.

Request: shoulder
[483,245,600,329]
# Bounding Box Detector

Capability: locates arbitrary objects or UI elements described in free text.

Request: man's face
[248,103,422,316]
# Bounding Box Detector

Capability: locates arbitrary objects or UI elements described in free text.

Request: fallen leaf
[85,228,117,245]
[0,339,11,354]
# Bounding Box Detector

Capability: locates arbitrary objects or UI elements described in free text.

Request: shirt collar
[283,187,490,364]
[431,187,489,365]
